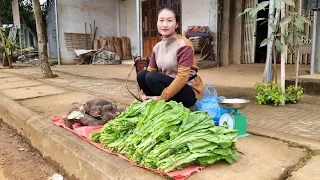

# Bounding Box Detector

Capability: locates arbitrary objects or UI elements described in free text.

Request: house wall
[209,0,218,56]
[119,1,127,36]
[57,0,118,64]
[122,0,218,57]
[181,0,210,35]
[124,0,139,56]
[182,0,218,59]
[47,2,57,59]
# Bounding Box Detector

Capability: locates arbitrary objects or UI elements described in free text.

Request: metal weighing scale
[218,99,250,138]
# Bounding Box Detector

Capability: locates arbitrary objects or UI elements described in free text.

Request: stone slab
[288,156,320,180]
[0,80,43,90]
[20,92,98,116]
[0,73,16,79]
[248,125,320,151]
[0,85,65,100]
[0,77,27,83]
[0,167,9,180]
[189,135,305,180]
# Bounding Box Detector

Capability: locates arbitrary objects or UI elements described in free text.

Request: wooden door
[142,0,182,57]
[243,0,258,64]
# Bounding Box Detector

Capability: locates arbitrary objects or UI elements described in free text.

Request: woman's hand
[146,96,160,102]
[140,94,148,101]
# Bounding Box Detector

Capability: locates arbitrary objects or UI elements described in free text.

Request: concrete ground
[0,64,319,180]
[5,64,320,143]
[0,169,8,180]
[288,155,320,180]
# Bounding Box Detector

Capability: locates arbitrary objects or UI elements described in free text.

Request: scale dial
[219,113,234,129]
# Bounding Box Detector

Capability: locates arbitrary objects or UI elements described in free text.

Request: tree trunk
[280,2,287,105]
[7,55,13,68]
[2,54,9,67]
[262,7,281,83]
[32,0,55,78]
[0,16,4,66]
[272,45,277,83]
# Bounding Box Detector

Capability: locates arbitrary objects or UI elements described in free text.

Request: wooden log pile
[94,37,132,60]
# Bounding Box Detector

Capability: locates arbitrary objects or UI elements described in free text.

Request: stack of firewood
[93,37,132,60]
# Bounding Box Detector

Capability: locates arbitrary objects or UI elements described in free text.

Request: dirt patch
[0,120,66,180]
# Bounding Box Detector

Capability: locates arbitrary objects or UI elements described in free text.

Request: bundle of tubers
[65,99,125,129]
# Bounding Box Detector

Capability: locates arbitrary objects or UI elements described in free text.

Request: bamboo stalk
[303,23,309,64]
[280,2,287,105]
[273,45,277,83]
[262,1,280,82]
[273,5,281,83]
[244,12,249,64]
[295,50,300,87]
[252,0,257,64]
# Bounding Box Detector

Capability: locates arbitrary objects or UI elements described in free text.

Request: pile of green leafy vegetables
[89,99,238,172]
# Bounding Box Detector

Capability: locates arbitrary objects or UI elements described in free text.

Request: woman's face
[157,10,178,37]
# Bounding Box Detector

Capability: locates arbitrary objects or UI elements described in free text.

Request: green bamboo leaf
[296,31,307,38]
[275,0,281,9]
[238,12,245,18]
[280,16,292,26]
[286,31,293,44]
[260,37,272,47]
[249,8,260,19]
[238,8,252,17]
[248,1,269,19]
[294,18,304,30]
[275,33,285,37]
[297,15,312,25]
[284,0,295,7]
[287,11,298,15]
[293,31,302,45]
[257,1,270,10]
[275,39,284,52]
[269,23,277,32]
